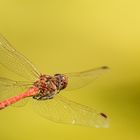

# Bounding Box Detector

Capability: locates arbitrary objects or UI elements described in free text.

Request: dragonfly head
[54,74,68,91]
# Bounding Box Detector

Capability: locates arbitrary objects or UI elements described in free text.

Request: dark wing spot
[101,66,109,69]
[100,112,108,118]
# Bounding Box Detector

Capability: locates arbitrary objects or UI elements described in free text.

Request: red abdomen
[0,86,39,110]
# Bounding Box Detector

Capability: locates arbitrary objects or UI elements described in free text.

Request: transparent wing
[32,95,109,128]
[65,66,109,91]
[0,34,40,81]
[0,77,33,107]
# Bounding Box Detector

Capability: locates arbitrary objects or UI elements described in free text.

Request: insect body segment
[33,74,68,100]
[0,87,39,110]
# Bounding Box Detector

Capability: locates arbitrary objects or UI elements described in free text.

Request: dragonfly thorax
[33,74,68,100]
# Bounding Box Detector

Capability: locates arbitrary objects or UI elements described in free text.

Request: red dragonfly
[0,34,109,128]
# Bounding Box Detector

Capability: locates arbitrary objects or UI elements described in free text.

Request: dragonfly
[0,34,109,128]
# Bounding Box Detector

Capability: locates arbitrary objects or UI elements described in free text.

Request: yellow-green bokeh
[0,0,140,140]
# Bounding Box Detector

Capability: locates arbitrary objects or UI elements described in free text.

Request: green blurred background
[0,0,140,140]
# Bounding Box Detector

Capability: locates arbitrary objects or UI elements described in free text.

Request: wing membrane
[32,95,109,128]
[65,66,109,91]
[0,34,40,81]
